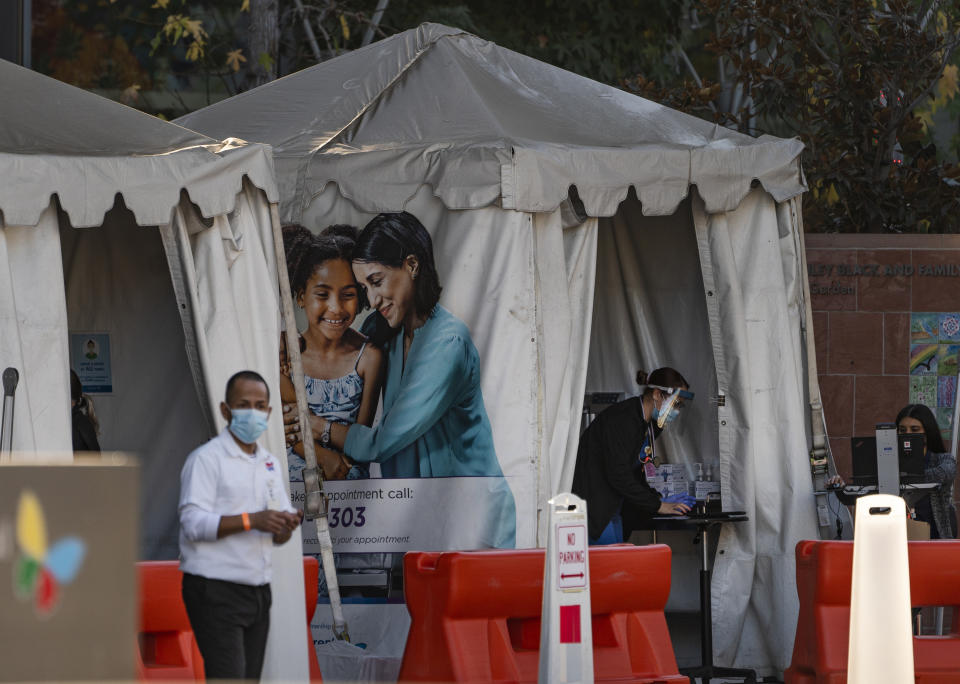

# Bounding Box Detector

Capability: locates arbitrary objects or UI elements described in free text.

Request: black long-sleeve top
[571,397,662,539]
[71,406,100,452]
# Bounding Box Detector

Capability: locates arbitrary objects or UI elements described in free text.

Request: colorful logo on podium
[13,490,86,617]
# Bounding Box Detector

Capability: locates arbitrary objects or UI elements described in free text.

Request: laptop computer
[851,436,879,486]
[850,434,926,486]
[897,433,925,483]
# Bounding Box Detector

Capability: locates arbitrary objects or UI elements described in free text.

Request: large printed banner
[290,477,519,553]
[279,208,539,680]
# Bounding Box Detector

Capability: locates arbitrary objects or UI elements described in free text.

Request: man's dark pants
[182,573,272,681]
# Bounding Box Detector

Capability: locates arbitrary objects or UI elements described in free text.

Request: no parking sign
[539,493,593,684]
[556,524,587,590]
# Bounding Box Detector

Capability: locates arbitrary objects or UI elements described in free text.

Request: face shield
[649,385,695,429]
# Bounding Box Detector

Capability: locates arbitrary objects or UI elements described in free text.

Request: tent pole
[269,203,349,641]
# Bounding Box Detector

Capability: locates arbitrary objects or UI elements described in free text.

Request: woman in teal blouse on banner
[288,211,516,548]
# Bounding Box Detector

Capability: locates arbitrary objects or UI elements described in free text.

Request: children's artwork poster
[70,333,113,393]
[909,313,960,441]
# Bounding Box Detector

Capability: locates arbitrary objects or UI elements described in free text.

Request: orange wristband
[241,512,251,531]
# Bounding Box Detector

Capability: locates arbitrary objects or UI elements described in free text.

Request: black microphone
[2,367,18,397]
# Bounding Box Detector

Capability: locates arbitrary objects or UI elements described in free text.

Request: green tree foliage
[33,0,251,115]
[380,0,691,86]
[697,0,960,232]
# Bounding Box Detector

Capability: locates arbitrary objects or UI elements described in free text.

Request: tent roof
[176,23,805,219]
[0,59,278,228]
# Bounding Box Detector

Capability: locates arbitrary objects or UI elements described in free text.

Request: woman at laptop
[829,403,956,539]
[572,367,697,544]
[896,404,957,539]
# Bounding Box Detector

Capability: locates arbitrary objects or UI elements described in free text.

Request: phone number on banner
[289,477,508,553]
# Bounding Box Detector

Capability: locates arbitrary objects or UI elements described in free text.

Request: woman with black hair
[572,368,695,544]
[828,403,957,539]
[897,404,957,539]
[71,369,100,452]
[286,211,516,548]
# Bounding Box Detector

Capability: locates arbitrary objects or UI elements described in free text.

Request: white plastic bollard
[847,493,914,684]
[538,492,594,684]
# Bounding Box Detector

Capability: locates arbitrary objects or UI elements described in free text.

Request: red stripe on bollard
[559,605,580,644]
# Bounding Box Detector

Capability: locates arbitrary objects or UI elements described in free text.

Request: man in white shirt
[179,370,301,681]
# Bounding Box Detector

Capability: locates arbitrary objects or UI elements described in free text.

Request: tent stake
[269,203,349,641]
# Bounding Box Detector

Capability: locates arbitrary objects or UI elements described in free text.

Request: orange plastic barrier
[399,545,688,683]
[136,561,205,681]
[137,558,322,682]
[302,555,323,681]
[785,540,960,684]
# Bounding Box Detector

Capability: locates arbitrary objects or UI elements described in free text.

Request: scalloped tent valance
[176,22,805,221]
[0,61,278,228]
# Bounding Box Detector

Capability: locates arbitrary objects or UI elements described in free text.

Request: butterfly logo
[13,490,86,617]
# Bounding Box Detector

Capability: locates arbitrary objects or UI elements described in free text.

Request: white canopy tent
[178,23,824,677]
[0,60,309,682]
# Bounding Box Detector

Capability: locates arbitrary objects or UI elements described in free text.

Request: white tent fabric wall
[585,189,819,673]
[4,194,310,683]
[53,189,309,682]
[531,210,598,517]
[0,205,72,458]
[1,58,310,679]
[57,191,308,683]
[691,189,819,674]
[60,205,212,559]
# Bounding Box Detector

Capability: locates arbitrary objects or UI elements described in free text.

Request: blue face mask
[651,403,680,422]
[652,388,687,429]
[228,408,270,444]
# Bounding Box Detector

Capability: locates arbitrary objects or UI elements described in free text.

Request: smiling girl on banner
[280,224,384,482]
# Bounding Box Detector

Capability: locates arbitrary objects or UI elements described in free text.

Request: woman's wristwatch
[320,418,332,447]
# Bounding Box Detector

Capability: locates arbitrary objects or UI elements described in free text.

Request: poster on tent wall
[69,332,113,393]
[278,210,533,674]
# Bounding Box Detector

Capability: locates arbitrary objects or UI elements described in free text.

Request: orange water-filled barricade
[785,540,960,683]
[399,545,688,683]
[136,558,322,681]
[135,561,205,681]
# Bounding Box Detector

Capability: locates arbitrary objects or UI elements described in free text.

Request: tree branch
[918,0,940,31]
[903,39,959,117]
[293,0,323,61]
[671,39,719,114]
[672,38,703,87]
[362,0,390,47]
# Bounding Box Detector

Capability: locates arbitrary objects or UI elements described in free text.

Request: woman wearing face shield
[572,367,696,545]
